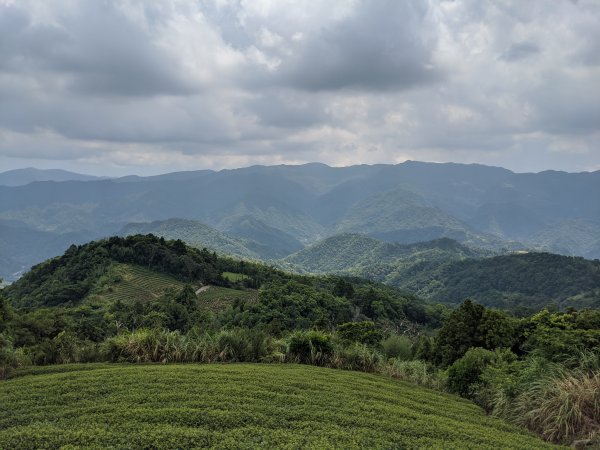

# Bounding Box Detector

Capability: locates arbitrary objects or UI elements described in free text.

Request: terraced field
[197,286,258,312]
[87,264,189,303]
[0,364,556,449]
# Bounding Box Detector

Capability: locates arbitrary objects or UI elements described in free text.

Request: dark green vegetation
[0,364,555,449]
[2,236,599,446]
[420,252,600,311]
[283,234,600,312]
[2,161,600,281]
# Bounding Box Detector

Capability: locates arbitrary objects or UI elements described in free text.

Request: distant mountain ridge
[1,161,599,281]
[0,168,104,186]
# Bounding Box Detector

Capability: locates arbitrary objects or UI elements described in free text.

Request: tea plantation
[0,364,557,449]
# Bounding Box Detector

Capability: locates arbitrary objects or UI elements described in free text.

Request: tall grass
[482,350,600,444]
[518,370,600,443]
[382,359,444,390]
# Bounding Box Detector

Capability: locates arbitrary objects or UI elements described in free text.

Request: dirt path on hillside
[196,285,211,294]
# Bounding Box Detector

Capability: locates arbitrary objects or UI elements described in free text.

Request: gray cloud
[276,1,442,91]
[0,0,598,175]
[501,42,540,62]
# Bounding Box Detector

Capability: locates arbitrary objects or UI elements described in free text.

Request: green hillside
[282,234,485,276]
[282,235,600,313]
[0,364,554,449]
[422,252,600,311]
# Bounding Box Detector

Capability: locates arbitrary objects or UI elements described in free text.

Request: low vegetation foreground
[0,363,555,449]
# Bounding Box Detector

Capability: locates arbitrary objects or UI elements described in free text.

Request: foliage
[287,330,333,365]
[477,350,600,444]
[337,321,383,345]
[381,334,413,360]
[446,348,515,399]
[382,359,444,390]
[435,300,518,366]
[524,309,600,361]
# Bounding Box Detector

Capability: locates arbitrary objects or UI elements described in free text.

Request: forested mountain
[419,252,600,312]
[283,234,600,313]
[281,234,487,275]
[1,161,599,281]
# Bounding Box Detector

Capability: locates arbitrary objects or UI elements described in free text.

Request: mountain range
[1,161,599,283]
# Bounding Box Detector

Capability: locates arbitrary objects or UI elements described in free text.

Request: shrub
[381,334,413,360]
[215,329,270,362]
[287,330,333,365]
[446,347,496,397]
[518,368,600,443]
[102,328,189,363]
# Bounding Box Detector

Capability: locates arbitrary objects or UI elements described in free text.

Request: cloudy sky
[0,0,599,175]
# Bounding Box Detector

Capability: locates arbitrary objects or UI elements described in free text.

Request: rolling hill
[283,234,600,312]
[0,364,553,449]
[281,234,487,275]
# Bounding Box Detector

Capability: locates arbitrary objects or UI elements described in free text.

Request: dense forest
[1,235,599,445]
[283,234,600,313]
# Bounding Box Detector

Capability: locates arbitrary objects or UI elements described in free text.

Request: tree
[337,321,382,345]
[435,300,517,366]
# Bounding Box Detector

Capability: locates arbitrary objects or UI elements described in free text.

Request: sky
[0,0,599,176]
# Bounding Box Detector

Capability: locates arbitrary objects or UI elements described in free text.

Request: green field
[0,364,556,449]
[87,264,188,303]
[197,286,258,312]
[222,271,250,282]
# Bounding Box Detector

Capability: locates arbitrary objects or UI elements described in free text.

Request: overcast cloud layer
[0,0,599,175]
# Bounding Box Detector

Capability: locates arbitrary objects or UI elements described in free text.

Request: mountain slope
[283,234,600,312]
[282,234,485,275]
[119,218,266,261]
[422,252,600,311]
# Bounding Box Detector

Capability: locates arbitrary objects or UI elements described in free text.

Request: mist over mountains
[1,160,599,282]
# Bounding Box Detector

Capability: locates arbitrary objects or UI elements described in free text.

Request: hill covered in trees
[3,234,440,329]
[283,234,600,313]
